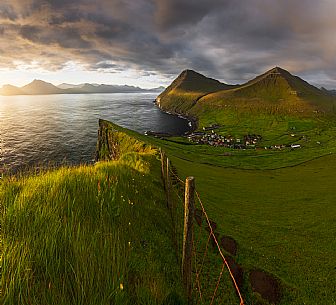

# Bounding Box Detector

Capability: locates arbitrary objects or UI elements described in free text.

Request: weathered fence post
[160,149,166,190]
[182,176,195,305]
[166,157,171,209]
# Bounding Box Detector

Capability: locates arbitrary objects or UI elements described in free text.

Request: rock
[220,236,238,256]
[249,269,281,304]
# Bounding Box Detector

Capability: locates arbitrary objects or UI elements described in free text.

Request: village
[187,130,262,149]
[187,129,302,150]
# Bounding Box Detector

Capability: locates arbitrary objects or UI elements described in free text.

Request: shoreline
[154,100,198,135]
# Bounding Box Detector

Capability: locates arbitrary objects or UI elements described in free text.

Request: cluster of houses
[187,131,262,149]
[187,131,302,150]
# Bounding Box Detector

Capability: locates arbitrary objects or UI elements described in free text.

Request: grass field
[147,66,336,303]
[2,117,336,304]
[106,120,336,304]
[169,154,336,305]
[0,131,185,305]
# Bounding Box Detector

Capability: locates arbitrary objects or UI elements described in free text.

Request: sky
[0,0,336,89]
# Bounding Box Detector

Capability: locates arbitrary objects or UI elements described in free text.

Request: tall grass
[0,151,185,304]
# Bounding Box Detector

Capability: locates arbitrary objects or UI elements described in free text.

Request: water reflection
[0,93,190,172]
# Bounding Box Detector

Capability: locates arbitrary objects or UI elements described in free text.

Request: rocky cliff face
[96,119,152,162]
[96,119,121,161]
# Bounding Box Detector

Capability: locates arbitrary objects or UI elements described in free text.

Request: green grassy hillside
[157,67,336,135]
[0,124,185,305]
[156,69,234,114]
[2,117,336,305]
[168,153,336,305]
[92,120,336,304]
[103,105,336,304]
[193,67,335,120]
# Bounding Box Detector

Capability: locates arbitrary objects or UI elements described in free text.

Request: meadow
[108,120,336,304]
[0,130,185,305]
[2,117,336,305]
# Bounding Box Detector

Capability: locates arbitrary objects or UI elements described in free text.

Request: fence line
[161,154,245,305]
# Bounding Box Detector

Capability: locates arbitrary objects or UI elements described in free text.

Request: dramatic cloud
[0,0,336,87]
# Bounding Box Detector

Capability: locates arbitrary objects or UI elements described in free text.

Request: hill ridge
[157,66,336,118]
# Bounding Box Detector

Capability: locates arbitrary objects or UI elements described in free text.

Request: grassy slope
[0,126,185,305]
[169,154,336,305]
[3,114,335,304]
[191,68,335,132]
[94,120,336,304]
[157,69,234,114]
[158,68,336,143]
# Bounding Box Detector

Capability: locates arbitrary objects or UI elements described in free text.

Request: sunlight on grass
[0,141,184,304]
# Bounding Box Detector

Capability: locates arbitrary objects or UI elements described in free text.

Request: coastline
[154,99,198,134]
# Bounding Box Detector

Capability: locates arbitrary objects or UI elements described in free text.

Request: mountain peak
[157,69,234,111]
[245,66,296,87]
[264,66,291,77]
[165,69,232,93]
[21,79,61,95]
[31,79,48,84]
[269,66,284,72]
[178,69,205,80]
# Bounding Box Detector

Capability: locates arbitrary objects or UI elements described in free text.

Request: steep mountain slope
[157,67,336,126]
[156,69,234,114]
[194,67,335,115]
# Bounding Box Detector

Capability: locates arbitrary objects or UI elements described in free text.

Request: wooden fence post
[166,157,170,209]
[160,149,166,190]
[182,176,195,304]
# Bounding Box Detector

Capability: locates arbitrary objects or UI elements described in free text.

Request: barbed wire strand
[196,191,245,305]
[169,166,186,185]
[165,159,244,305]
[210,263,226,305]
[192,238,204,303]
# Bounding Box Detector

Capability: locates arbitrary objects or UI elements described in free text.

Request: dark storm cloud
[153,0,225,29]
[19,24,91,49]
[0,0,336,87]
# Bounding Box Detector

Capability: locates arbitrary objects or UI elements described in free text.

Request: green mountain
[198,67,334,112]
[157,67,336,123]
[156,69,234,114]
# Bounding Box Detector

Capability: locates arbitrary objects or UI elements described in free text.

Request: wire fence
[160,151,245,305]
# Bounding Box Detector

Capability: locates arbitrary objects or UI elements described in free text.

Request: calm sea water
[0,93,190,172]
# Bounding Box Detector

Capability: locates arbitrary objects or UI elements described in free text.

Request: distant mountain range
[0,80,165,96]
[156,67,336,116]
[321,87,336,96]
